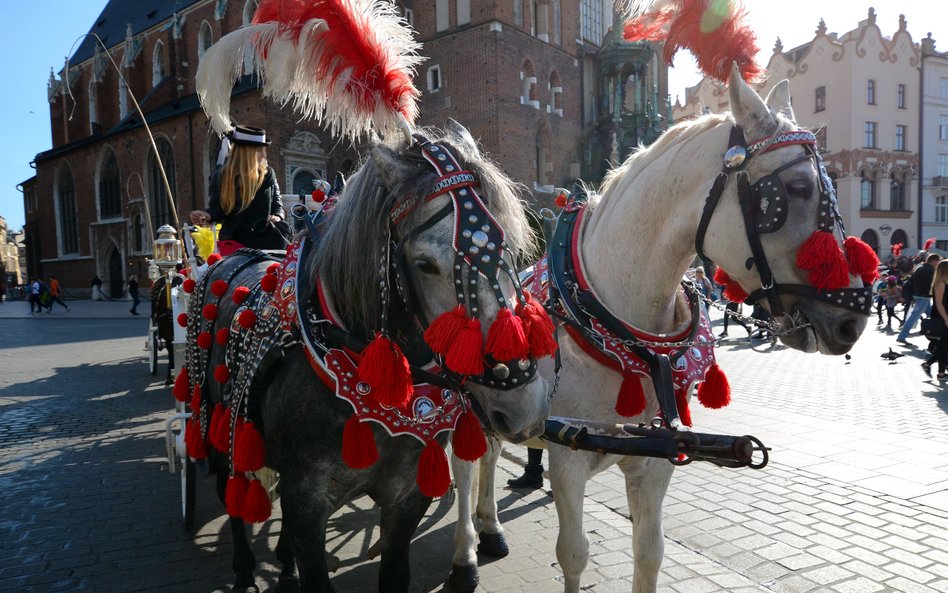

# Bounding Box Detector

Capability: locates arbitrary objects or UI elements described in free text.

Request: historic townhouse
[674,9,923,255]
[920,35,948,251]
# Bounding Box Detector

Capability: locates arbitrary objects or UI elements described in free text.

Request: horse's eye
[786,180,813,200]
[415,259,440,275]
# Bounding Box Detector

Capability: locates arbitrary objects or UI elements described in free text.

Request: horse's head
[316,120,550,442]
[702,64,871,354]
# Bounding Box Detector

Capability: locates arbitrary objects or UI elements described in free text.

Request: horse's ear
[445,118,480,159]
[727,62,776,140]
[369,144,414,188]
[332,171,346,195]
[765,80,795,122]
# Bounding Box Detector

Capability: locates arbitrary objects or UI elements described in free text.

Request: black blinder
[749,153,813,235]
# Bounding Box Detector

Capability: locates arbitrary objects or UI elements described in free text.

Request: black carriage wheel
[149,330,159,375]
[182,454,196,531]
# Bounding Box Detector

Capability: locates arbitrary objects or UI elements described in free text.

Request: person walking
[921,261,948,379]
[91,275,104,301]
[507,448,544,490]
[48,275,70,312]
[128,275,141,316]
[189,125,287,255]
[881,276,902,330]
[898,253,940,343]
[29,277,41,314]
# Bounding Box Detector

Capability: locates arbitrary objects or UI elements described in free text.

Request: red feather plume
[924,238,937,252]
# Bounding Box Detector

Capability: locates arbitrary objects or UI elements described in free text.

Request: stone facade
[920,34,948,252]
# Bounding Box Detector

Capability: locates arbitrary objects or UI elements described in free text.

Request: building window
[814,86,825,112]
[99,149,122,219]
[402,7,414,25]
[867,79,875,105]
[242,0,259,73]
[88,79,98,133]
[133,213,144,252]
[457,0,470,26]
[897,84,905,109]
[148,139,176,228]
[532,0,549,41]
[549,71,562,115]
[580,0,603,45]
[939,154,948,177]
[514,0,523,26]
[198,21,214,62]
[815,126,827,150]
[864,121,877,148]
[436,0,448,31]
[937,196,948,223]
[941,78,948,99]
[152,40,165,88]
[860,173,876,209]
[57,164,79,255]
[890,173,905,211]
[860,228,879,253]
[427,65,441,93]
[939,115,948,141]
[552,0,561,44]
[119,76,128,119]
[895,125,906,151]
[521,61,538,108]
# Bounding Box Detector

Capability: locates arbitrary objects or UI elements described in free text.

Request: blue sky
[1,1,946,232]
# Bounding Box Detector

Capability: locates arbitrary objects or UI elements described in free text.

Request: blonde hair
[933,260,948,288]
[219,144,266,215]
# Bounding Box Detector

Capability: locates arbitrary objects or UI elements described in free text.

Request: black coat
[207,166,287,250]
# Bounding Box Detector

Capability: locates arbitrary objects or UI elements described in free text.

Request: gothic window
[860,171,876,209]
[242,0,259,73]
[198,21,214,62]
[549,70,562,115]
[57,164,79,255]
[148,138,176,228]
[88,79,98,133]
[889,172,906,211]
[119,75,128,119]
[860,229,879,253]
[152,40,165,88]
[98,149,122,219]
[551,0,560,44]
[514,0,522,26]
[427,65,441,92]
[457,0,470,25]
[133,213,144,252]
[521,60,538,107]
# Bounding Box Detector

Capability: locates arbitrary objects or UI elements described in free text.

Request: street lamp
[148,224,182,281]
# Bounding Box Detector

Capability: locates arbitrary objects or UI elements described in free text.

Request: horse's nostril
[837,319,861,344]
[490,411,511,436]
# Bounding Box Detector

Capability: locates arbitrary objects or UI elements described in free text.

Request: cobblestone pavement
[0,299,945,592]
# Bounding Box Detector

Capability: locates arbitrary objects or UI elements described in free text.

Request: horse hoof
[327,552,341,573]
[477,532,509,558]
[447,563,479,592]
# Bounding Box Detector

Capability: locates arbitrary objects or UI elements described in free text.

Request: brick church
[23,0,667,297]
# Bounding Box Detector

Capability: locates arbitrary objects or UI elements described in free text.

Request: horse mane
[312,127,537,337]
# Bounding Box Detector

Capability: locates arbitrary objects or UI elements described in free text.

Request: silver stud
[518,358,530,371]
[492,363,510,379]
[481,224,490,233]
[468,215,478,224]
[463,201,473,210]
[437,154,447,161]
[462,229,472,239]
[469,246,479,255]
[459,189,467,196]
[446,165,455,171]
[481,255,491,264]
[487,242,496,251]
[472,230,489,247]
[356,382,371,395]
[724,145,747,169]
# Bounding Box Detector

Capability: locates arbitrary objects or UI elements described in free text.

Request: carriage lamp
[152,224,183,275]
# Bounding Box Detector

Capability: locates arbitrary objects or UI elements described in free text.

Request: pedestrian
[91,275,104,301]
[881,275,902,330]
[48,275,70,312]
[189,125,288,255]
[507,447,544,490]
[29,276,41,314]
[921,261,948,379]
[750,304,775,342]
[0,278,5,303]
[873,276,888,324]
[693,266,714,320]
[898,253,940,343]
[128,275,141,316]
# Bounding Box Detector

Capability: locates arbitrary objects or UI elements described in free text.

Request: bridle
[695,125,872,318]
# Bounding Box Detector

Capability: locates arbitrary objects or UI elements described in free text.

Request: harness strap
[737,171,785,318]
[695,125,747,263]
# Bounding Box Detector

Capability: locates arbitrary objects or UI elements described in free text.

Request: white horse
[448,65,870,593]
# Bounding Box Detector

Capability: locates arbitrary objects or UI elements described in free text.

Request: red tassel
[424,305,467,355]
[209,404,232,452]
[202,303,219,321]
[214,363,230,384]
[266,262,280,275]
[216,327,230,345]
[173,368,190,402]
[796,230,850,291]
[342,415,378,468]
[696,363,731,409]
[238,309,257,329]
[185,417,207,459]
[517,300,558,358]
[233,421,266,472]
[261,273,278,293]
[452,410,487,462]
[674,390,693,427]
[445,318,485,376]
[843,236,880,283]
[416,439,451,497]
[232,286,251,305]
[357,333,414,408]
[485,308,530,361]
[197,331,212,350]
[182,278,196,294]
[241,479,272,523]
[206,253,222,265]
[177,313,188,327]
[713,268,748,303]
[225,473,249,518]
[190,384,202,412]
[615,374,647,417]
[211,279,230,298]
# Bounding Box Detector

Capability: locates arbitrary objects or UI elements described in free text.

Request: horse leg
[275,519,299,593]
[448,455,479,592]
[279,482,334,593]
[549,447,593,593]
[618,457,674,593]
[475,437,508,557]
[378,489,431,593]
[215,470,257,592]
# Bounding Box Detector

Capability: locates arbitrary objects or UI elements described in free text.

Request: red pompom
[796,230,850,291]
[206,253,222,265]
[445,318,485,376]
[416,439,451,497]
[197,331,213,350]
[485,308,530,361]
[213,363,230,384]
[209,403,232,452]
[266,262,280,275]
[233,421,266,473]
[216,327,230,345]
[424,305,467,355]
[241,479,272,523]
[202,303,219,321]
[697,363,731,409]
[843,236,880,283]
[516,298,558,358]
[232,286,251,305]
[182,278,196,294]
[713,268,748,303]
[357,333,414,408]
[452,410,487,462]
[554,193,567,208]
[616,374,647,417]
[342,415,378,469]
[260,273,278,293]
[674,390,693,428]
[225,474,249,518]
[177,313,188,327]
[185,417,207,459]
[238,309,258,329]
[173,368,190,402]
[312,189,326,203]
[211,279,229,298]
